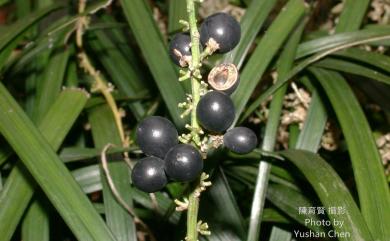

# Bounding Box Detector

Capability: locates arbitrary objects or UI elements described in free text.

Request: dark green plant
[0,0,389,241]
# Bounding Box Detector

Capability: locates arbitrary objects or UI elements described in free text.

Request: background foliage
[0,0,389,240]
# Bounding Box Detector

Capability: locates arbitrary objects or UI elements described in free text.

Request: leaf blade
[0,85,116,241]
[311,68,390,240]
[232,0,306,121]
[224,0,278,68]
[119,0,186,127]
[280,149,373,241]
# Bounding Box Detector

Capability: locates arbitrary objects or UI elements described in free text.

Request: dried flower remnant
[321,121,341,151]
[280,87,311,129]
[369,0,390,24]
[377,133,390,180]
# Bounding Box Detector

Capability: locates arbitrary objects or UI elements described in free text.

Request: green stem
[186,0,201,240]
[187,0,201,128]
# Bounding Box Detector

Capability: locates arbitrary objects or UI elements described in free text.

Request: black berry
[136,116,178,158]
[196,91,235,133]
[164,144,203,182]
[200,12,241,53]
[169,33,191,67]
[223,127,257,154]
[208,63,239,95]
[131,156,167,193]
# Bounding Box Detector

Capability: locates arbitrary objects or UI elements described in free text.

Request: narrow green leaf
[60,146,137,163]
[89,105,137,241]
[0,85,116,241]
[202,168,245,241]
[296,27,390,59]
[335,0,370,33]
[0,165,34,241]
[71,163,181,224]
[15,0,32,18]
[0,89,89,241]
[267,184,324,233]
[333,48,390,73]
[72,164,102,194]
[314,57,390,85]
[247,17,306,241]
[34,47,70,122]
[168,0,187,33]
[99,14,149,78]
[0,4,62,52]
[224,0,278,68]
[242,28,390,121]
[120,0,186,127]
[22,41,71,241]
[232,0,306,121]
[88,30,147,120]
[268,226,291,241]
[262,209,290,223]
[311,68,390,240]
[22,199,50,241]
[295,89,327,151]
[280,150,373,241]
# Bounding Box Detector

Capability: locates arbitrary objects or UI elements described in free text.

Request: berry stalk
[186,0,202,240]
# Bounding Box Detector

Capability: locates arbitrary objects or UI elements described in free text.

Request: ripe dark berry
[169,33,191,67]
[223,127,258,154]
[136,116,178,158]
[208,63,239,95]
[200,12,241,53]
[164,144,203,182]
[196,91,235,133]
[131,156,167,193]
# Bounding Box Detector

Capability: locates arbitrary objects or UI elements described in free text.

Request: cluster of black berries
[131,13,258,193]
[132,116,203,193]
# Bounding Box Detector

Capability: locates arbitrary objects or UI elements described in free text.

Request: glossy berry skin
[223,127,258,154]
[200,12,241,53]
[136,116,178,158]
[164,144,203,182]
[196,91,235,133]
[169,33,191,67]
[131,157,167,193]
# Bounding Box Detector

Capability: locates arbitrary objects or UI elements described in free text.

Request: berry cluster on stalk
[131,12,258,198]
[131,116,203,193]
[170,12,258,154]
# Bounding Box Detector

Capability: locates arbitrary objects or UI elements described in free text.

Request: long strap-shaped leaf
[89,105,137,241]
[333,48,390,73]
[232,0,306,122]
[268,226,291,241]
[223,0,278,68]
[280,149,373,241]
[246,13,306,241]
[0,85,116,241]
[296,27,390,58]
[314,57,390,85]
[0,89,89,241]
[202,168,246,241]
[119,0,186,128]
[335,0,370,33]
[240,28,390,122]
[88,24,148,120]
[295,87,327,151]
[0,4,62,52]
[311,68,390,240]
[267,184,324,233]
[168,0,187,33]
